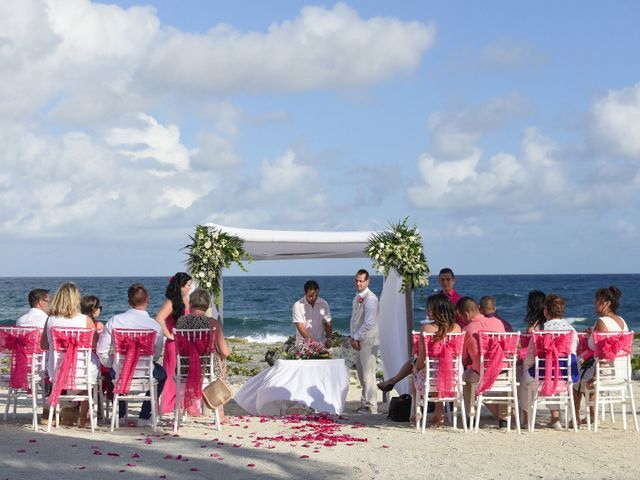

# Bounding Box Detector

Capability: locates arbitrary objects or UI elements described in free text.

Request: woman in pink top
[156,272,192,414]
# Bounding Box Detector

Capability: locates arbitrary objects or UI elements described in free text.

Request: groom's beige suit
[350,288,380,412]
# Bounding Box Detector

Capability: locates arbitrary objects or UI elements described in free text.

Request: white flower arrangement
[184,225,251,307]
[365,218,429,293]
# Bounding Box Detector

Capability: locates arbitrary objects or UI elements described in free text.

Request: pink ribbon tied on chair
[412,332,420,357]
[576,333,593,361]
[114,335,155,395]
[517,335,531,361]
[594,332,632,361]
[533,332,573,397]
[0,330,39,392]
[425,335,464,398]
[476,334,518,395]
[176,333,211,416]
[48,336,79,408]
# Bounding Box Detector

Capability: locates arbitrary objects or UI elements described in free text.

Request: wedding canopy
[203,222,411,395]
[203,223,374,260]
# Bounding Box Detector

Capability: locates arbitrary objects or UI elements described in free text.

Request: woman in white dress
[573,286,627,425]
[40,282,99,426]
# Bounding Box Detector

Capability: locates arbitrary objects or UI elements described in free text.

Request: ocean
[1,274,638,341]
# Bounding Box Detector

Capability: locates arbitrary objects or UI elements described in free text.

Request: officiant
[292,280,333,348]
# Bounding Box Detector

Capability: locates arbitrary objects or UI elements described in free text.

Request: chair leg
[47,404,55,433]
[31,383,38,432]
[87,387,95,433]
[214,407,221,431]
[594,391,600,433]
[513,385,521,434]
[151,384,158,432]
[4,389,11,420]
[568,389,578,433]
[628,384,639,432]
[530,396,539,433]
[111,394,119,432]
[474,395,482,432]
[622,390,627,432]
[174,375,181,432]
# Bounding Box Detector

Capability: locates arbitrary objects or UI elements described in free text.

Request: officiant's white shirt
[292,296,331,344]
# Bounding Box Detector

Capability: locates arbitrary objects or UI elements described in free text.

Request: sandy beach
[2,338,640,479]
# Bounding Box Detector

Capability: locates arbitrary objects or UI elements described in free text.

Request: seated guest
[573,286,628,425]
[292,280,333,348]
[457,297,506,426]
[524,290,546,333]
[175,288,229,358]
[96,284,165,428]
[414,293,462,425]
[520,294,578,429]
[40,282,99,427]
[175,288,230,420]
[81,295,105,334]
[479,295,513,332]
[16,288,50,327]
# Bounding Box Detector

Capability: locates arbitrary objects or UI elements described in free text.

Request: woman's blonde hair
[49,282,81,318]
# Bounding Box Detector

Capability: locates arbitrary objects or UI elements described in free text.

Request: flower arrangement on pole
[365,217,429,293]
[184,225,251,308]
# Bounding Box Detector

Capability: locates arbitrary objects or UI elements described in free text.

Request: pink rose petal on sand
[131,454,140,458]
[247,464,255,468]
[163,455,173,459]
[107,452,120,457]
[190,468,199,472]
[78,466,86,470]
[159,476,167,479]
[382,445,390,448]
[300,455,309,459]
[16,449,26,453]
[29,439,37,443]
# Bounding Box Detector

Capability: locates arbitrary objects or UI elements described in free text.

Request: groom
[349,269,380,414]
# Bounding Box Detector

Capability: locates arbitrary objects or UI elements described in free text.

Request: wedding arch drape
[203,223,411,390]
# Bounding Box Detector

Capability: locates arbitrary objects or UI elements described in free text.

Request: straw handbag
[202,353,232,409]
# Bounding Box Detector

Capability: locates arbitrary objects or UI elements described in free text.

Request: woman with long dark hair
[156,272,193,415]
[524,290,546,332]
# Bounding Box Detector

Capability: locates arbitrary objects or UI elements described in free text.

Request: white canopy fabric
[204,223,374,260]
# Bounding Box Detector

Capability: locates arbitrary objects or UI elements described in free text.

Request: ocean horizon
[2,274,638,342]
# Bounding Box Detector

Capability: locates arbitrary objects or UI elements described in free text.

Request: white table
[234,358,349,415]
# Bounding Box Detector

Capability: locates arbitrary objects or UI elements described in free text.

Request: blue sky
[1,0,639,276]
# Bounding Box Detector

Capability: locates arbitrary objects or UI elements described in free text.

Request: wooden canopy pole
[405,288,414,358]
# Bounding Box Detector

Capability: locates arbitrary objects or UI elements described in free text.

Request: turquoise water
[1,274,638,341]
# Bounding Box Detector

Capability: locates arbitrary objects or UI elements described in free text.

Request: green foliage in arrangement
[228,365,262,377]
[184,225,251,307]
[366,217,429,293]
[631,355,640,371]
[227,349,251,364]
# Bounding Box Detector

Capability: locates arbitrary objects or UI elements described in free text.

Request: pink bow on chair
[114,335,155,395]
[1,331,39,392]
[48,337,79,408]
[176,334,211,416]
[425,335,463,398]
[533,333,573,397]
[577,334,593,360]
[594,332,632,361]
[476,335,518,395]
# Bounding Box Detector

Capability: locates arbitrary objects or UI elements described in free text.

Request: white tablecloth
[234,359,349,415]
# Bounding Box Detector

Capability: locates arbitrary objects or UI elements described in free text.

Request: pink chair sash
[593,331,633,361]
[48,328,93,407]
[517,334,531,361]
[423,334,464,398]
[0,328,41,392]
[412,332,420,356]
[476,333,519,395]
[576,333,593,360]
[175,332,212,416]
[532,331,573,396]
[112,330,156,395]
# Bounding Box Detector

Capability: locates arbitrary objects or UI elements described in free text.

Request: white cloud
[427,93,528,158]
[476,39,548,71]
[105,113,192,171]
[592,82,640,158]
[141,3,435,93]
[407,128,566,217]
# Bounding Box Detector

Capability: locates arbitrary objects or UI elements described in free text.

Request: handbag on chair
[202,353,233,409]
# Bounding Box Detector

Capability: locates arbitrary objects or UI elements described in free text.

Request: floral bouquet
[284,339,332,360]
[366,217,429,294]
